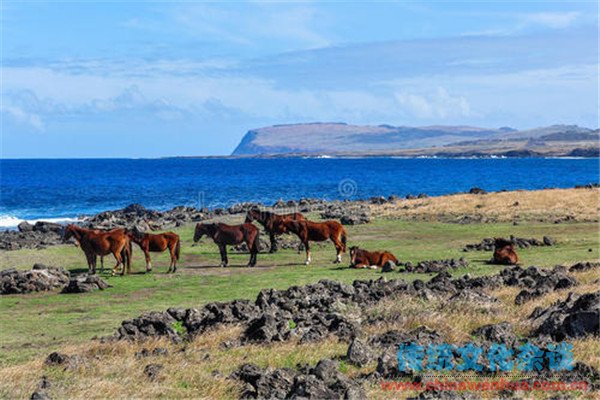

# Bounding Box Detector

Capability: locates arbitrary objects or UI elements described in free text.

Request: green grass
[0,219,598,367]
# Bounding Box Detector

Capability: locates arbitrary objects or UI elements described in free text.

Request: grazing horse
[69,227,119,273]
[63,225,131,275]
[245,208,305,253]
[126,229,180,273]
[193,222,259,267]
[349,246,398,269]
[276,219,347,265]
[491,238,519,265]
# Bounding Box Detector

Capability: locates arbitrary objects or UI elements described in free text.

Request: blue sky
[1,1,598,157]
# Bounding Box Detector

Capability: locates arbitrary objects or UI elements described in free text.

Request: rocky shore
[0,196,373,251]
[4,185,596,252]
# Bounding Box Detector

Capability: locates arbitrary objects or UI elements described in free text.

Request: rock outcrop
[530,291,600,340]
[0,264,70,295]
[463,236,556,252]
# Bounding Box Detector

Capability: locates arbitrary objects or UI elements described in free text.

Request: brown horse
[245,207,305,253]
[63,225,131,275]
[276,219,347,265]
[349,246,398,269]
[127,229,180,273]
[491,238,519,265]
[193,222,259,267]
[70,227,118,273]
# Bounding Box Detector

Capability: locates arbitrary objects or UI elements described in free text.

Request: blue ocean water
[0,158,598,227]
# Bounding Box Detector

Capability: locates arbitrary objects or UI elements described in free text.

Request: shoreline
[2,155,599,161]
[1,183,599,231]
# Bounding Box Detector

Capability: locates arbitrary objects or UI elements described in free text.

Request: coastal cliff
[231,123,599,157]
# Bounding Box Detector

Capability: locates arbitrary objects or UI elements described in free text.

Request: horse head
[194,223,216,243]
[126,226,145,244]
[62,224,80,243]
[349,246,360,264]
[245,208,260,224]
[493,237,513,249]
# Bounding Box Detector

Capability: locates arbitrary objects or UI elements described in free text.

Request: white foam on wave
[0,215,82,229]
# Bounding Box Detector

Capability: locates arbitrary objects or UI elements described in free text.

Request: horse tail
[340,227,347,252]
[175,236,181,261]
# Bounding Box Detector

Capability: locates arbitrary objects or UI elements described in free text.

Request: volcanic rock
[1,265,70,295]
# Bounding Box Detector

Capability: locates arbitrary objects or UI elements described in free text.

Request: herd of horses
[63,207,520,275]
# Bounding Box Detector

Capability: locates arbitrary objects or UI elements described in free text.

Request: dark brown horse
[63,225,131,275]
[491,238,519,265]
[127,229,180,273]
[193,222,259,267]
[276,219,347,265]
[349,246,398,269]
[245,207,305,253]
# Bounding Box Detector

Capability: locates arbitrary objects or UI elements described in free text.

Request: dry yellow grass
[1,325,348,399]
[371,187,600,223]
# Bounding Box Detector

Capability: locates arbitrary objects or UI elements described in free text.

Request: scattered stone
[61,274,111,294]
[398,258,468,273]
[143,363,163,381]
[38,376,51,390]
[135,347,169,358]
[569,262,600,272]
[501,266,578,304]
[1,265,70,295]
[530,291,599,340]
[44,352,82,370]
[469,187,487,195]
[30,391,51,400]
[320,203,371,225]
[230,359,365,399]
[346,338,375,367]
[472,322,517,346]
[463,236,555,252]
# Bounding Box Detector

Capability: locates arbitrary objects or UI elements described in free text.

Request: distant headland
[229,123,599,158]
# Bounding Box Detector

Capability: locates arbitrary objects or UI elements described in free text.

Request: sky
[1,1,598,158]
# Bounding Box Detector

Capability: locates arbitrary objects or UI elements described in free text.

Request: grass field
[0,190,599,398]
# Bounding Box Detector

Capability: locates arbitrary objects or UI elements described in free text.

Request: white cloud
[522,12,580,29]
[171,3,330,50]
[394,88,471,119]
[1,105,44,131]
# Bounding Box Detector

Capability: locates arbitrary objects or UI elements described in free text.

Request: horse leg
[144,249,152,273]
[100,256,104,274]
[167,246,173,273]
[269,231,277,253]
[304,242,311,265]
[218,244,228,267]
[85,252,94,274]
[111,250,123,276]
[332,238,343,264]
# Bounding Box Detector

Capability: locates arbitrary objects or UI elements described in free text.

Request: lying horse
[491,238,519,265]
[63,225,131,275]
[276,219,347,265]
[127,229,180,273]
[193,222,259,267]
[245,207,305,253]
[349,246,398,269]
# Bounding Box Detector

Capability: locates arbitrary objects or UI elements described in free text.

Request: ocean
[0,158,598,228]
